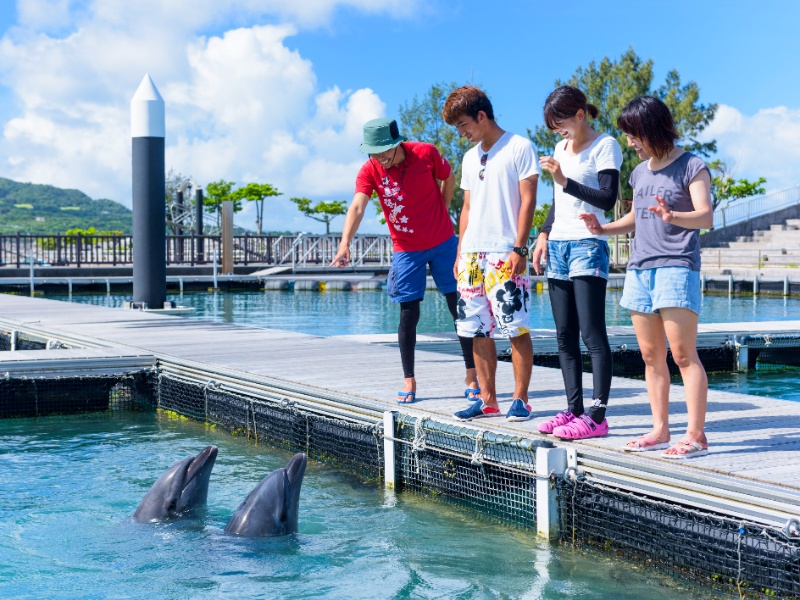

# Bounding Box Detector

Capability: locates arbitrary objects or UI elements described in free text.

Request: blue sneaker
[506,398,532,422]
[454,400,501,421]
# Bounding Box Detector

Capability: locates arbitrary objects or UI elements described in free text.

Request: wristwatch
[512,246,529,257]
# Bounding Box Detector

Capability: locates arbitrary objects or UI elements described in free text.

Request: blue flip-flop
[464,387,481,400]
[396,391,416,404]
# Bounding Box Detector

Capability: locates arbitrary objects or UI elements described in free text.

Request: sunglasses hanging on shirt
[479,152,488,181]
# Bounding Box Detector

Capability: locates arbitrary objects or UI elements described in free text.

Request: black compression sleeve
[563,169,619,212]
[541,203,555,234]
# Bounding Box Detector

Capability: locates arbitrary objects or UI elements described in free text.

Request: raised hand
[578,212,604,235]
[648,195,674,222]
[538,156,567,187]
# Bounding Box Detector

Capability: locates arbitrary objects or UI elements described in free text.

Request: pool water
[50,289,800,336]
[49,290,800,402]
[0,412,714,599]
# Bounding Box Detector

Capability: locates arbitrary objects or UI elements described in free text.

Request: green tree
[398,81,472,230]
[290,197,347,234]
[231,182,282,235]
[532,203,551,235]
[529,47,718,203]
[708,159,767,210]
[204,179,240,231]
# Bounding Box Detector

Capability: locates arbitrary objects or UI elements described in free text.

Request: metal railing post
[536,444,567,541]
[383,411,396,490]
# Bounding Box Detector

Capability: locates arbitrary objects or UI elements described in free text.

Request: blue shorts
[387,235,458,303]
[546,238,609,280]
[620,267,702,315]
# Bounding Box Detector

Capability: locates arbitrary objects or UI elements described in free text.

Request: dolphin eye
[168,500,177,511]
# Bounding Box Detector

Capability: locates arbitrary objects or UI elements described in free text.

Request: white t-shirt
[549,133,623,241]
[459,132,539,253]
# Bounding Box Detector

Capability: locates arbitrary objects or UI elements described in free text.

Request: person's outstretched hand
[578,212,604,235]
[647,196,674,223]
[330,246,351,268]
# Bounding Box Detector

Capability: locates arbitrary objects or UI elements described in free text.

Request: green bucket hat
[359,118,407,154]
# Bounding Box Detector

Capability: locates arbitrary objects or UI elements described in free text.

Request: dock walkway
[1,293,799,523]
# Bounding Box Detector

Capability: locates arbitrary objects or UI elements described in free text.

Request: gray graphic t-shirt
[627,152,709,271]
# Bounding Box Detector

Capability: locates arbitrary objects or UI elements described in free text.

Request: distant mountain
[0,177,132,234]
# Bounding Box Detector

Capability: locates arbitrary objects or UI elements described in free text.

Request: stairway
[701,219,800,272]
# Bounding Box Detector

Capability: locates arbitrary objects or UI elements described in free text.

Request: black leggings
[398,293,475,379]
[548,277,612,422]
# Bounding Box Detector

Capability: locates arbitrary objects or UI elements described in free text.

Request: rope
[411,417,428,475]
[470,430,486,466]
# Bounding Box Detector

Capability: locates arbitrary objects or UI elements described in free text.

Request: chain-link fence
[556,475,800,599]
[393,415,541,528]
[154,371,384,480]
[0,372,153,418]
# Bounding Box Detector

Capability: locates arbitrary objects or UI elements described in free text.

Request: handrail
[714,185,800,229]
[0,232,635,268]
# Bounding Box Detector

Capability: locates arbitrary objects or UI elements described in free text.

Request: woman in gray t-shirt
[580,96,713,460]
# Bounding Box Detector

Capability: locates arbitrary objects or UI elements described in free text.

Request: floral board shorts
[455,252,531,339]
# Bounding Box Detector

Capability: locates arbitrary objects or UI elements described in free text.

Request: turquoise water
[49,289,800,336]
[49,290,800,402]
[0,412,711,599]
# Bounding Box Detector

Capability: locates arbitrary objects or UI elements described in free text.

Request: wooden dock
[1,293,799,526]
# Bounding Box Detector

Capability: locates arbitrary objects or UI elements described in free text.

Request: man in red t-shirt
[331,118,478,404]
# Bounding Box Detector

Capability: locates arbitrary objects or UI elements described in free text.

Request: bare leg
[630,311,671,443]
[509,333,533,403]
[661,308,708,454]
[464,367,479,396]
[472,337,498,409]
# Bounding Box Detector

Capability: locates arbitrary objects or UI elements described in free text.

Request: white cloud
[701,104,800,192]
[0,0,417,233]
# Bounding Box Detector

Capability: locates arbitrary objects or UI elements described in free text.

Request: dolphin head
[224,452,307,537]
[134,445,218,523]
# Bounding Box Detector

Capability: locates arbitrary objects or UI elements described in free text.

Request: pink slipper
[537,410,576,434]
[552,414,609,440]
[623,434,670,452]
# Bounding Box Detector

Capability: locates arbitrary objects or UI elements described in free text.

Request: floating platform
[1,293,799,596]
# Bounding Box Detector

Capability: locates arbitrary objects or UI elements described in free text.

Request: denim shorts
[387,235,458,303]
[620,267,702,315]
[546,239,609,281]
[455,252,531,338]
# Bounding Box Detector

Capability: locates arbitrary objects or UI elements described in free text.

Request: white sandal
[661,440,709,459]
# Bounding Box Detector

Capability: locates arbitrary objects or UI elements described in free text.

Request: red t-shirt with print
[355,142,454,252]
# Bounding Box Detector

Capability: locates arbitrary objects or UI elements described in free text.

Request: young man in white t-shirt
[442,86,539,422]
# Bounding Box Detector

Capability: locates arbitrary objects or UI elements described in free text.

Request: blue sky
[0,0,798,233]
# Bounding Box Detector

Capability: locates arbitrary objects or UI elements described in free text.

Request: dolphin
[134,445,218,523]
[224,452,307,537]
